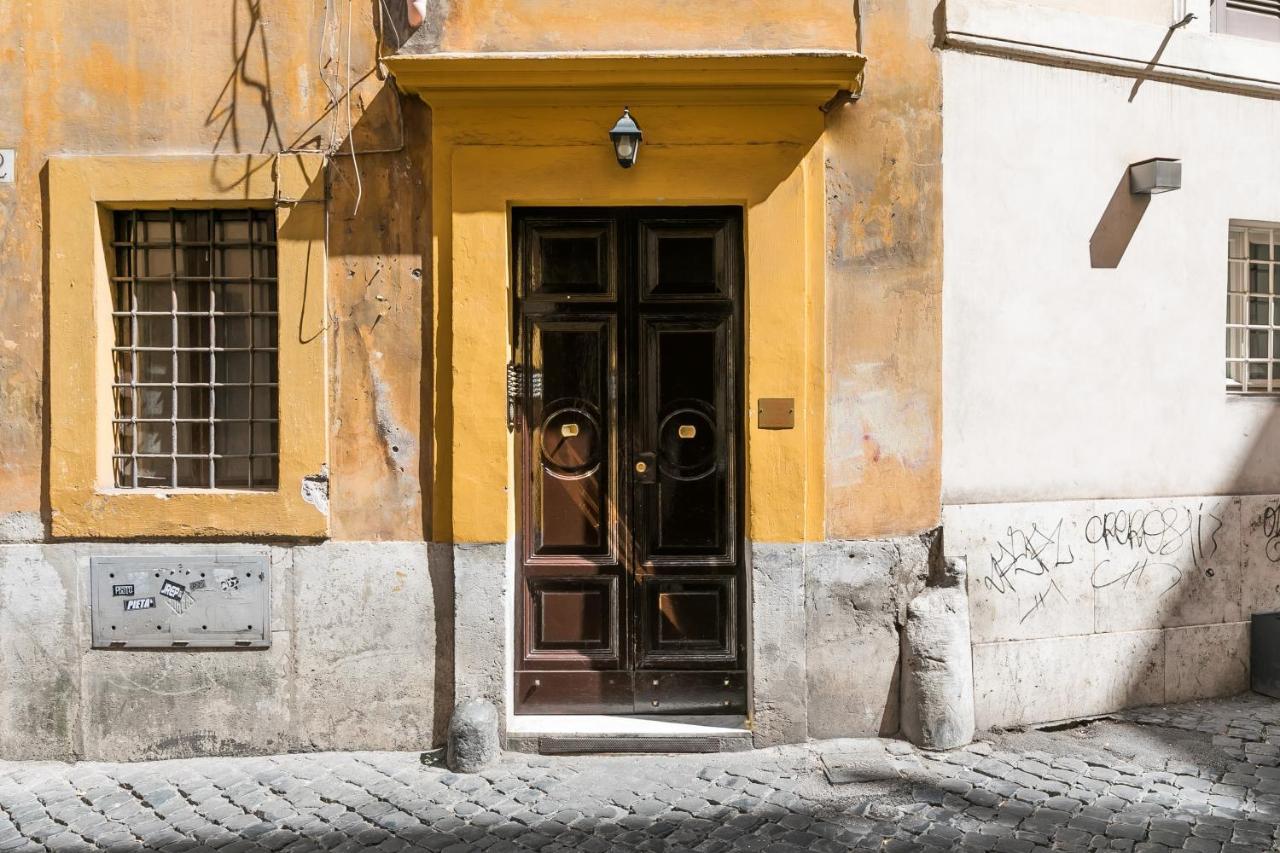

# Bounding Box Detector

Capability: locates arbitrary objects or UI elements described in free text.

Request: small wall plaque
[757,398,795,430]
[0,150,12,183]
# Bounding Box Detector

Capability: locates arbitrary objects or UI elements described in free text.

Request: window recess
[110,209,279,489]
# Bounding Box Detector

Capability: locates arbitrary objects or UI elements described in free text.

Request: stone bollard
[446,700,500,773]
[900,557,975,750]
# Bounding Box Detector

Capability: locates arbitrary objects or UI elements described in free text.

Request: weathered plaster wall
[414,0,858,53]
[0,541,450,761]
[0,0,429,541]
[824,0,944,539]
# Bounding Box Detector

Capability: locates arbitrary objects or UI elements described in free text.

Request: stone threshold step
[506,715,753,754]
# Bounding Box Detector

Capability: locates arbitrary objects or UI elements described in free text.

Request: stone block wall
[946,494,1277,729]
[0,542,451,762]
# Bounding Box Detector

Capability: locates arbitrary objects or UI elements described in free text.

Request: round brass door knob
[635,460,648,474]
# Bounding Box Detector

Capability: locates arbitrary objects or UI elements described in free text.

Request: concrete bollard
[900,557,975,750]
[446,699,500,773]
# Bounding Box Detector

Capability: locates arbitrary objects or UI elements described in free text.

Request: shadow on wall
[1088,168,1149,268]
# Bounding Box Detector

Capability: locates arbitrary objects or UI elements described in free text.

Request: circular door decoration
[541,403,601,479]
[658,404,717,480]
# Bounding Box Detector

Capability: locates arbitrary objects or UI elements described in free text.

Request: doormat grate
[538,736,727,754]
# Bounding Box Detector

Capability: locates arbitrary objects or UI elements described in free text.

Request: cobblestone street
[4,696,1280,853]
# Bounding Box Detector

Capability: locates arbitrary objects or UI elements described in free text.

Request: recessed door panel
[514,207,744,715]
[638,319,734,563]
[528,318,615,559]
[525,220,616,299]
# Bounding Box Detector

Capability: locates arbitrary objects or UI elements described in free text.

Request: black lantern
[608,107,643,169]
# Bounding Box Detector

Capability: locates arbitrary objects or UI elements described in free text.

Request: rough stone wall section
[900,558,976,750]
[0,542,448,763]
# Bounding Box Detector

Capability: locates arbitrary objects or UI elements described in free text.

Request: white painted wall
[942,51,1280,505]
[941,0,1280,728]
[1020,0,1181,26]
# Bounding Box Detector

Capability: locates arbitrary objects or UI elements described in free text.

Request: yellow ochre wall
[0,0,429,540]
[0,0,942,543]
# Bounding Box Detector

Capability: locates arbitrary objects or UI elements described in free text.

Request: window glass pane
[216,317,252,349]
[215,387,252,420]
[177,317,211,350]
[215,282,252,312]
[136,316,173,348]
[214,457,251,488]
[1250,263,1270,294]
[137,352,174,384]
[135,281,171,312]
[215,422,252,455]
[176,422,210,455]
[1249,298,1269,326]
[216,352,252,384]
[1249,329,1268,358]
[252,316,278,348]
[135,457,171,488]
[1250,230,1272,261]
[136,387,172,419]
[175,457,211,488]
[136,423,173,454]
[176,387,210,420]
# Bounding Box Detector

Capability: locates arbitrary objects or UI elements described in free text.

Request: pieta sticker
[124,597,156,611]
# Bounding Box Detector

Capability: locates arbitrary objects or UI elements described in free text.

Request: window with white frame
[1225,221,1280,394]
[111,209,279,488]
[1212,0,1280,41]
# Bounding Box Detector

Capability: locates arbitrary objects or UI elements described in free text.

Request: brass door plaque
[678,424,697,439]
[757,398,795,430]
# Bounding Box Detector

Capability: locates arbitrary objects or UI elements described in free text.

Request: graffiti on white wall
[967,498,1248,628]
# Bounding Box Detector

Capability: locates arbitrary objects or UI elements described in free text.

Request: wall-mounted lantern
[1128,158,1182,195]
[609,108,643,169]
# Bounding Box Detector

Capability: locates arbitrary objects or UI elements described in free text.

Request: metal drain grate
[538,736,726,754]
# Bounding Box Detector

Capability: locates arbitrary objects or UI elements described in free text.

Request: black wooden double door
[513,207,746,715]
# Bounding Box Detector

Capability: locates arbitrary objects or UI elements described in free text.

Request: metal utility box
[90,555,270,649]
[1252,612,1280,698]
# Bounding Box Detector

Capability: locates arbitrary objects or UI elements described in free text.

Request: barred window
[111,209,279,489]
[1226,222,1280,395]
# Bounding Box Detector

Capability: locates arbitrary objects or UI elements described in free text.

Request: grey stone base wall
[946,493,1277,730]
[750,534,939,746]
[0,542,452,762]
[1,534,945,762]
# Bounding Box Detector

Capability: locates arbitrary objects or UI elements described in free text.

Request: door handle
[634,452,657,484]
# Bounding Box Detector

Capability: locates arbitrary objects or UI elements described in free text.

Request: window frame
[1211,0,1280,42]
[1225,219,1280,396]
[48,155,329,538]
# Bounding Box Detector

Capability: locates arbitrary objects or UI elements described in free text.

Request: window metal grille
[111,209,279,489]
[1226,222,1280,395]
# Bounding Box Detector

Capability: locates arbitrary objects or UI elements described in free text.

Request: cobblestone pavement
[5,695,1280,852]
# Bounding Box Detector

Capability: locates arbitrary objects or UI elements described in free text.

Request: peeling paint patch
[301,466,330,516]
[0,511,42,542]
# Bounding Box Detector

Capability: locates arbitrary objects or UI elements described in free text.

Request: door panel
[515,207,745,715]
[527,317,615,558]
[637,317,734,563]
